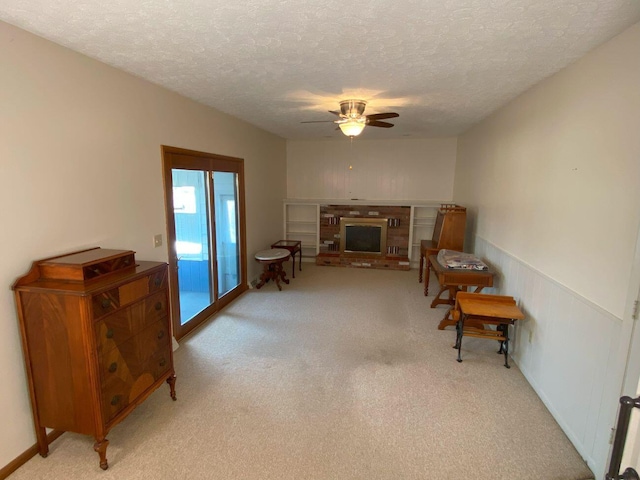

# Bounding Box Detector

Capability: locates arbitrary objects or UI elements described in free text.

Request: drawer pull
[101,298,111,309]
[159,358,167,367]
[157,330,165,340]
[155,302,162,311]
[106,328,114,339]
[108,362,118,373]
[110,395,121,406]
[154,277,162,287]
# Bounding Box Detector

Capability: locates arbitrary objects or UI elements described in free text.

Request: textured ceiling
[2,1,639,140]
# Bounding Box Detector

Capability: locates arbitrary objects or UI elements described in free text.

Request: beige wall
[454,23,640,476]
[454,23,640,318]
[0,21,286,468]
[286,138,457,202]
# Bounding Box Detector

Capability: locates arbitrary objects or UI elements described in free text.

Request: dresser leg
[167,374,177,401]
[93,437,109,470]
[36,426,49,457]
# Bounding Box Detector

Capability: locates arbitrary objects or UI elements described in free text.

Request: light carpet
[9,264,594,479]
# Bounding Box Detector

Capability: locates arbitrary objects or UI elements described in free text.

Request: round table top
[255,248,291,261]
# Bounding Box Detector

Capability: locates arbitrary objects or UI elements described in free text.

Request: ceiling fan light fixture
[301,99,397,137]
[340,99,367,118]
[339,118,366,137]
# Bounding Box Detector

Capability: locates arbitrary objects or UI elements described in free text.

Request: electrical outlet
[153,234,163,248]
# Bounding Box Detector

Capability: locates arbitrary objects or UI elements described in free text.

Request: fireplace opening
[346,225,381,252]
[339,217,388,255]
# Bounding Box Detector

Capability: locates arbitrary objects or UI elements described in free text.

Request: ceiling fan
[302,99,399,137]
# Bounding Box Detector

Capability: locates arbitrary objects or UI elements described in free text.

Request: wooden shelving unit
[283,202,320,259]
[409,205,439,268]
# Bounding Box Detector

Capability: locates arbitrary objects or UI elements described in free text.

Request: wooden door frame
[616,220,640,470]
[161,145,248,341]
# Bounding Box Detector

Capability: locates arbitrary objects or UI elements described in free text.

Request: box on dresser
[12,247,176,470]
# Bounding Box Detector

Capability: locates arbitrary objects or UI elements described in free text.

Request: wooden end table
[428,255,495,330]
[255,248,291,291]
[271,240,302,278]
[455,294,525,368]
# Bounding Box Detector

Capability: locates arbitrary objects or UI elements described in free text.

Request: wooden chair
[420,204,466,295]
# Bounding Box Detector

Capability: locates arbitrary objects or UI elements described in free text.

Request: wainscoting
[473,236,622,477]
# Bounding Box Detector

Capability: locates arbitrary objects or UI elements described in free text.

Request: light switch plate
[153,234,163,248]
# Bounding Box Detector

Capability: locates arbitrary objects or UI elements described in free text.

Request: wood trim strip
[0,430,64,480]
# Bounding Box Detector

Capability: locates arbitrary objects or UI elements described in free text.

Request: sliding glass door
[213,172,240,297]
[163,147,247,340]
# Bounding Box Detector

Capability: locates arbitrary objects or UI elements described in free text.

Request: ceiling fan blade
[367,120,395,128]
[366,112,399,121]
[329,110,342,116]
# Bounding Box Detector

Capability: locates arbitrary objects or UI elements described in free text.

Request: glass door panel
[172,168,213,325]
[163,146,247,340]
[213,172,240,297]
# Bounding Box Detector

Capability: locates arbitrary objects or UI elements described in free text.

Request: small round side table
[254,248,291,291]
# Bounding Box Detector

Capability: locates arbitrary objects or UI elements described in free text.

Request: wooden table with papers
[428,255,495,330]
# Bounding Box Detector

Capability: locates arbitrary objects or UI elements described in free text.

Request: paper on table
[437,249,488,270]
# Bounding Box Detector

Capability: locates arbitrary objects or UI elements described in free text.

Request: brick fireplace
[316,204,411,270]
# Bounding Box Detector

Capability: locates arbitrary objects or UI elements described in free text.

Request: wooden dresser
[12,247,176,470]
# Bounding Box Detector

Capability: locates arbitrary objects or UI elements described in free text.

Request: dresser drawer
[99,354,133,422]
[94,291,169,353]
[99,325,172,424]
[92,270,167,320]
[100,350,172,425]
[143,290,169,325]
[99,343,172,392]
[92,288,120,318]
[149,347,172,379]
[94,309,131,353]
[148,269,168,293]
[114,318,170,365]
[98,319,171,381]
